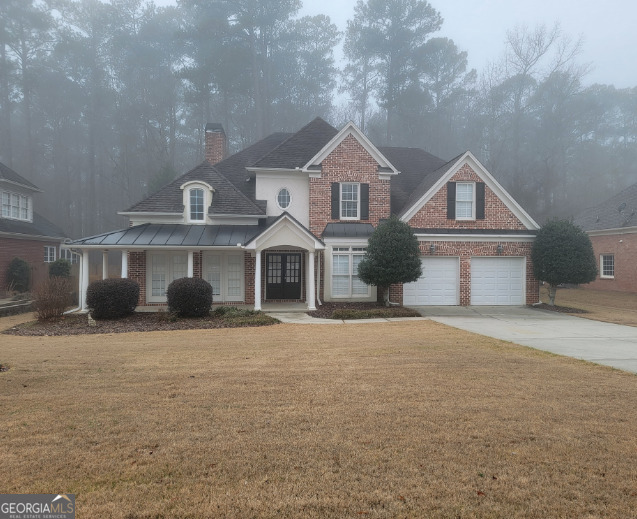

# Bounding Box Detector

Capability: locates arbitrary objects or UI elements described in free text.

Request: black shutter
[331,182,340,220]
[360,183,369,220]
[446,182,456,219]
[476,182,486,219]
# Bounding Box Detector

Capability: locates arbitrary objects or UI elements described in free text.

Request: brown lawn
[541,285,637,327]
[1,316,636,518]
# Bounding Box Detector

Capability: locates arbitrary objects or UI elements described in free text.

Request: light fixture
[496,243,503,255]
[429,243,436,254]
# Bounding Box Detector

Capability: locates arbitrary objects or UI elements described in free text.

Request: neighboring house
[0,162,67,293]
[68,118,540,310]
[573,182,637,293]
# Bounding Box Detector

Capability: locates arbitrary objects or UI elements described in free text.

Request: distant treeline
[1,0,635,236]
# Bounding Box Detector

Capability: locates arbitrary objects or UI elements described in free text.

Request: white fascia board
[587,226,637,236]
[323,237,370,246]
[399,151,539,230]
[0,179,43,193]
[301,121,400,175]
[414,233,535,243]
[244,214,324,250]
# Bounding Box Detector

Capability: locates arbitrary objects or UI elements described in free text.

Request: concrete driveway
[413,306,637,373]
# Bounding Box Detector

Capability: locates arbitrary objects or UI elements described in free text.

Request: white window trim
[455,182,475,221]
[146,251,189,303]
[331,246,370,298]
[1,190,33,222]
[340,182,360,220]
[181,181,214,224]
[202,251,245,302]
[276,187,292,210]
[600,254,615,279]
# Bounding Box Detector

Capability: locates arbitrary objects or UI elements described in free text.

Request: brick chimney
[204,123,227,164]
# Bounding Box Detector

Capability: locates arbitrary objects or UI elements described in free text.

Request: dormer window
[190,188,204,221]
[1,190,32,222]
[181,181,213,224]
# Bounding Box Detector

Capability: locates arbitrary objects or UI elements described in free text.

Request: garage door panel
[471,257,525,305]
[404,257,459,306]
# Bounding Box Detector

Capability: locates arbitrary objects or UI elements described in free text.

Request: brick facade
[586,232,637,292]
[407,164,527,231]
[1,237,62,294]
[309,135,391,236]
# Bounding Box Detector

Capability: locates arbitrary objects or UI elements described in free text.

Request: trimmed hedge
[167,277,212,317]
[7,257,30,292]
[49,259,71,278]
[86,278,140,319]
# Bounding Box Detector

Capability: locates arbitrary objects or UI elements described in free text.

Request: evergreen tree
[357,216,422,306]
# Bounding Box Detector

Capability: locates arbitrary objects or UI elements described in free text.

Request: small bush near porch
[308,302,421,319]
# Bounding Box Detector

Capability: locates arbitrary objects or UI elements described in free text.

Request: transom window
[277,188,291,209]
[190,188,204,221]
[332,246,369,297]
[601,254,614,278]
[1,190,31,221]
[455,182,474,219]
[340,183,360,219]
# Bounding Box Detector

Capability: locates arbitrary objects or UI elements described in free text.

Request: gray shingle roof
[0,162,40,191]
[574,182,637,231]
[378,147,449,215]
[125,162,266,215]
[0,212,66,239]
[251,117,339,169]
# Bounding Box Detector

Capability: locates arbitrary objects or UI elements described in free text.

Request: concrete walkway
[416,306,637,373]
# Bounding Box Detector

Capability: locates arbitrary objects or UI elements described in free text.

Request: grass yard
[541,285,637,327]
[1,317,636,518]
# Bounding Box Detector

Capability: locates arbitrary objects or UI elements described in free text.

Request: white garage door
[471,257,525,305]
[403,257,459,305]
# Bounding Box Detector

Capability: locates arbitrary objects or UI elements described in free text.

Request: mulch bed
[2,312,279,337]
[307,302,422,319]
[531,303,588,314]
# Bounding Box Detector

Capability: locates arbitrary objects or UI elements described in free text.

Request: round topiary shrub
[167,277,212,317]
[6,257,30,293]
[86,278,140,319]
[48,258,71,278]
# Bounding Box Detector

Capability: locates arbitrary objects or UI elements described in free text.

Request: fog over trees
[1,0,635,237]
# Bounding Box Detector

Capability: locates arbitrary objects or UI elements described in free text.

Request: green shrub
[33,277,72,320]
[6,257,30,292]
[167,277,212,317]
[331,307,421,320]
[48,259,71,278]
[86,278,140,319]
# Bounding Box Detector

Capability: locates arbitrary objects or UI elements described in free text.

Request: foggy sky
[156,0,637,88]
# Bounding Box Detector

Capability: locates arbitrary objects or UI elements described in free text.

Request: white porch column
[307,250,316,311]
[187,251,194,277]
[102,251,108,280]
[254,250,262,311]
[121,250,128,278]
[81,251,90,312]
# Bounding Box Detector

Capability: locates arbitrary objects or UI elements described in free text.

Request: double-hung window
[44,246,56,263]
[190,188,204,221]
[1,190,31,221]
[455,182,474,219]
[332,246,369,298]
[340,183,360,219]
[600,254,614,278]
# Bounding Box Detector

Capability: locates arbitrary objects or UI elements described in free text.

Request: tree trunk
[548,284,557,306]
[382,286,390,307]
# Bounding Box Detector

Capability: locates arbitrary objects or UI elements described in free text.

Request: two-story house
[0,162,67,293]
[68,118,540,310]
